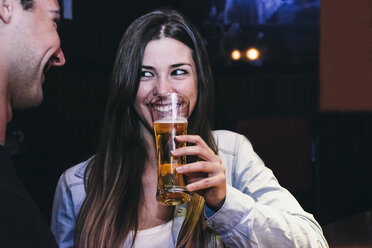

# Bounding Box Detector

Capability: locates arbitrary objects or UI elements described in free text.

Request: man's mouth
[43,61,52,73]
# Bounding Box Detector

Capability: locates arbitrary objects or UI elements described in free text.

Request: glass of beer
[149,93,191,205]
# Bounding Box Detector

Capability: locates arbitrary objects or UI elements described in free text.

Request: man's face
[8,0,65,109]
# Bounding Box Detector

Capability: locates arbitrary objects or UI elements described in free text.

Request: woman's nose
[154,77,173,95]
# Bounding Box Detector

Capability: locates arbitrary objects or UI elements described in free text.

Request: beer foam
[154,116,188,123]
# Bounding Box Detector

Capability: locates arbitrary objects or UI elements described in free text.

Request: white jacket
[51,130,328,247]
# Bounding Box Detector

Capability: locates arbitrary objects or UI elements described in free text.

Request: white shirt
[123,221,173,248]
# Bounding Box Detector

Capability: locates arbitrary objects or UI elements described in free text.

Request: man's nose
[51,48,66,67]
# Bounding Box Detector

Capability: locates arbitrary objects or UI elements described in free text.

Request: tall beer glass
[150,93,191,205]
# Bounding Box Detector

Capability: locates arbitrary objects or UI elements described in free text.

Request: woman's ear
[0,0,13,24]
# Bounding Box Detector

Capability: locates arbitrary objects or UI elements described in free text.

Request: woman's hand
[172,135,226,210]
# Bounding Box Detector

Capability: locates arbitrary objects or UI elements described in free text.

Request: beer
[150,93,190,205]
[154,118,191,205]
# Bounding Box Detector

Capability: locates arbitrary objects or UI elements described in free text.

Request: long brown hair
[75,9,221,247]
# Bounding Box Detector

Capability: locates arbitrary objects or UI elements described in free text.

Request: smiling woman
[50,8,328,248]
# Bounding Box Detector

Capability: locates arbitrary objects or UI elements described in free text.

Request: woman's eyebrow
[141,65,155,70]
[171,63,192,68]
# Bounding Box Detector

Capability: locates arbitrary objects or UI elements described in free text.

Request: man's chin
[12,95,44,110]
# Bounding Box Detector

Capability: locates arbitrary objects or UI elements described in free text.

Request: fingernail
[176,166,183,173]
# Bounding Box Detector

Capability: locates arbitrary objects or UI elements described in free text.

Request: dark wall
[214,67,319,130]
[317,113,372,225]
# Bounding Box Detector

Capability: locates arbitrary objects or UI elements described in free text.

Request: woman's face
[134,37,198,129]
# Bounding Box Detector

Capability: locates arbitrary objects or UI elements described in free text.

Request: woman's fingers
[176,161,223,174]
[172,134,227,209]
[172,135,220,162]
[185,173,226,192]
[174,134,206,146]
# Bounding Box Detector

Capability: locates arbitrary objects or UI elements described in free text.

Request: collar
[74,159,91,179]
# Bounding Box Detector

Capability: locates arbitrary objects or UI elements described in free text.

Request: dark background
[6,0,372,228]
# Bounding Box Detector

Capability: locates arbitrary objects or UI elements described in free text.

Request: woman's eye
[171,69,187,76]
[141,71,153,78]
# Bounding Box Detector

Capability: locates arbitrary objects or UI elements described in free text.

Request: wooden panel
[320,0,372,111]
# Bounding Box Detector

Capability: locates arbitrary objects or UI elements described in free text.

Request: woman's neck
[139,164,174,230]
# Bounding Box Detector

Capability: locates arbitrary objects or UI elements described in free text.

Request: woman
[51,9,328,248]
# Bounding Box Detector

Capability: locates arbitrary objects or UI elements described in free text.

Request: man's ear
[0,0,13,24]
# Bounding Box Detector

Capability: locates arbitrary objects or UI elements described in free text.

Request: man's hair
[20,0,34,10]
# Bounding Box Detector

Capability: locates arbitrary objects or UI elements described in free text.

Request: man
[0,0,65,246]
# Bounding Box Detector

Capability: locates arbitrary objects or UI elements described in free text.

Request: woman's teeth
[156,105,173,112]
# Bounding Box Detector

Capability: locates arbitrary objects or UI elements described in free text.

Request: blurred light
[231,50,241,60]
[246,48,260,61]
[63,0,73,20]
